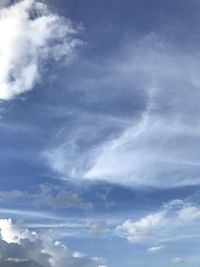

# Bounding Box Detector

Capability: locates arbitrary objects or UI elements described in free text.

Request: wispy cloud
[0,184,93,211]
[88,220,110,237]
[41,34,200,188]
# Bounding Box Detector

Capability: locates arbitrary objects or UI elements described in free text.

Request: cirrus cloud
[42,34,200,189]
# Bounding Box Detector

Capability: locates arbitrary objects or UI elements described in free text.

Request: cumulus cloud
[178,206,200,221]
[0,219,106,267]
[116,198,200,243]
[0,0,81,100]
[116,211,167,243]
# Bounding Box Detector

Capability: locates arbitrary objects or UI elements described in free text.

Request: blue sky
[0,0,200,266]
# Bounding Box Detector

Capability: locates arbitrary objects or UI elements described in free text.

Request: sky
[0,0,200,266]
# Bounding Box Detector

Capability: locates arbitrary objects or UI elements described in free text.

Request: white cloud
[84,117,200,188]
[43,34,200,188]
[178,206,200,221]
[116,211,167,243]
[116,198,200,244]
[0,219,106,267]
[147,245,164,253]
[0,0,81,101]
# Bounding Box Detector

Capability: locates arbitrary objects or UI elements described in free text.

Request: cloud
[0,207,114,241]
[31,184,93,211]
[88,220,110,237]
[83,39,200,188]
[171,257,186,264]
[178,206,200,221]
[0,208,97,240]
[116,197,200,244]
[0,184,93,211]
[0,0,82,101]
[43,34,200,188]
[0,219,106,267]
[116,211,167,243]
[147,245,164,253]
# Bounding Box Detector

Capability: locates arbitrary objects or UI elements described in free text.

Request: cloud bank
[0,219,106,267]
[0,0,81,100]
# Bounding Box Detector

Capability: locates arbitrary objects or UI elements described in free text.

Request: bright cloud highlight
[0,0,81,100]
[0,218,106,267]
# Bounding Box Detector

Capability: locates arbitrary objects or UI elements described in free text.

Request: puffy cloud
[116,211,167,243]
[0,0,81,100]
[0,219,106,267]
[178,206,200,221]
[116,198,200,243]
